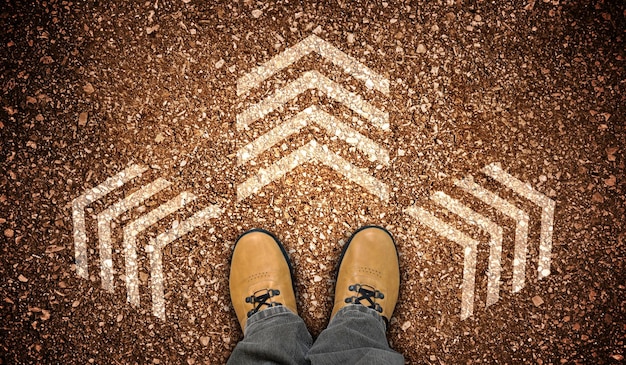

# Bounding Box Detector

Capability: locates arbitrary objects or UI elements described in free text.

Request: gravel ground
[1,0,624,364]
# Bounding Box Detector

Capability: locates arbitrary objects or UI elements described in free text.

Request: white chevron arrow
[237,105,389,166]
[406,163,557,320]
[236,70,389,131]
[97,178,171,292]
[482,163,556,279]
[431,191,503,307]
[72,164,148,279]
[237,139,389,202]
[405,206,479,320]
[146,204,223,319]
[454,176,530,293]
[237,34,390,202]
[237,34,389,96]
[123,191,197,308]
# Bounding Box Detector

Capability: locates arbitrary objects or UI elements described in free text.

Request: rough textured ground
[1,0,624,364]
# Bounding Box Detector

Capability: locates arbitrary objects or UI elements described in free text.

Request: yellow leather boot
[331,226,400,326]
[229,229,298,331]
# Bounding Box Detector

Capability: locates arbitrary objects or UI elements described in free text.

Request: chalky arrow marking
[97,178,171,292]
[72,164,148,279]
[482,163,556,279]
[431,191,503,307]
[237,139,388,202]
[123,192,197,308]
[236,34,390,201]
[236,70,388,131]
[146,205,224,319]
[237,105,389,166]
[237,34,389,96]
[405,206,479,320]
[455,176,530,293]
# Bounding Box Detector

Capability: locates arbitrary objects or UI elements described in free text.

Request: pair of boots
[229,226,400,331]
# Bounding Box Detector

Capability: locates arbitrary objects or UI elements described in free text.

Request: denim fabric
[227,306,312,365]
[227,305,404,365]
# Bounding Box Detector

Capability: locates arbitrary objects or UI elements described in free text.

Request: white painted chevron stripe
[405,206,479,320]
[454,176,530,293]
[237,139,388,202]
[482,163,556,279]
[237,34,389,96]
[96,178,171,292]
[237,105,390,166]
[146,204,223,319]
[406,163,558,320]
[123,192,197,308]
[236,70,389,131]
[431,191,503,307]
[72,164,148,279]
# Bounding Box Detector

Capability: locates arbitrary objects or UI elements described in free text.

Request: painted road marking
[237,34,389,96]
[237,106,390,165]
[146,205,223,319]
[237,70,389,131]
[124,191,197,308]
[72,164,148,279]
[455,176,529,293]
[431,191,503,308]
[405,206,478,320]
[407,163,557,319]
[97,178,171,292]
[237,139,389,201]
[72,166,223,319]
[236,35,390,201]
[483,163,556,279]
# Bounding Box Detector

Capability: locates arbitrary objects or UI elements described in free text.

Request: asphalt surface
[1,0,625,364]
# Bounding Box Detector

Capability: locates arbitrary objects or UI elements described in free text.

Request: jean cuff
[330,304,388,331]
[244,305,297,335]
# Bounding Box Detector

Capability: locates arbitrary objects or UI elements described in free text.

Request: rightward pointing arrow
[123,191,197,308]
[405,206,479,320]
[72,164,148,279]
[237,139,389,202]
[431,191,503,307]
[482,163,556,279]
[237,105,390,166]
[97,178,171,292]
[236,70,389,131]
[237,34,390,96]
[146,204,223,319]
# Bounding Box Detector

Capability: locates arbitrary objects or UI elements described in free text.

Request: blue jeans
[227,305,404,364]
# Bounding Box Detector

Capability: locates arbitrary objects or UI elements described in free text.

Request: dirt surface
[1,0,625,364]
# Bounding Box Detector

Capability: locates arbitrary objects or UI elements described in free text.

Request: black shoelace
[344,284,384,313]
[246,289,282,318]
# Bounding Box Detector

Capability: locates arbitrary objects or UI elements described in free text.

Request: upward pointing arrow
[236,70,389,131]
[237,139,389,202]
[237,105,390,166]
[237,34,390,96]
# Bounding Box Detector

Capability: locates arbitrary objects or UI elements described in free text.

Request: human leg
[227,306,312,365]
[227,229,312,365]
[306,226,404,365]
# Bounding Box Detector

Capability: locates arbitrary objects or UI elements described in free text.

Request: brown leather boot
[331,226,400,326]
[229,229,297,331]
